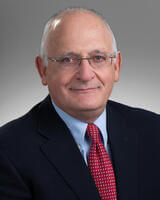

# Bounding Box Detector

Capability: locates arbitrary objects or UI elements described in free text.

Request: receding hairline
[52,8,105,22]
[47,7,108,25]
[40,7,117,63]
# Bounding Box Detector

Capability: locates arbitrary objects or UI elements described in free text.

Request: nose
[75,59,95,82]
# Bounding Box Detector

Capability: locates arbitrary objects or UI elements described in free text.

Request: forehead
[46,11,113,55]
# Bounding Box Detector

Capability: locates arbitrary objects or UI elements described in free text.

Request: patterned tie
[87,123,117,200]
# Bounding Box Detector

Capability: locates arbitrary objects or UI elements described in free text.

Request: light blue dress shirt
[52,101,108,165]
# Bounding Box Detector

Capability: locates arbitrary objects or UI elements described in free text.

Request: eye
[92,55,106,63]
[60,56,76,64]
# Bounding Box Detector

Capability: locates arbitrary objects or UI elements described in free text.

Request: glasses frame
[47,52,117,68]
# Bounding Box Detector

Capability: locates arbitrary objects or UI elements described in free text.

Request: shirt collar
[51,100,107,148]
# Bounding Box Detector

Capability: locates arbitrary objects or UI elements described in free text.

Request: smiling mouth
[70,87,100,92]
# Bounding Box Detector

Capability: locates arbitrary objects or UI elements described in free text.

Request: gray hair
[40,7,118,65]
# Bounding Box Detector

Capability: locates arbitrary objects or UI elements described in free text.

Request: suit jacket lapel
[107,101,138,200]
[37,96,100,200]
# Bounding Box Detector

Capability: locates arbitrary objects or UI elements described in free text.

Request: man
[0,8,160,200]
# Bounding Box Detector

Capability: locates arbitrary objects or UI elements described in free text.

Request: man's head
[36,8,122,122]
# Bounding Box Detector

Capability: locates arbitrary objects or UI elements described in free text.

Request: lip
[69,87,99,93]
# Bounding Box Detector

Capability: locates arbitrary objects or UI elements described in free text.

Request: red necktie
[87,123,117,200]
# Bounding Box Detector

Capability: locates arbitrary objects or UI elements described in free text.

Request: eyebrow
[57,52,80,58]
[89,50,107,56]
[57,50,108,58]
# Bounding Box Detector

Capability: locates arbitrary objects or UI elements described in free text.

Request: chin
[73,101,105,112]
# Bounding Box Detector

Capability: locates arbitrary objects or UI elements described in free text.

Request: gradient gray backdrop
[1,0,160,126]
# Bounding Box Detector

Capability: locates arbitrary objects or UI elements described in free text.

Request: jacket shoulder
[107,100,160,127]
[0,98,46,144]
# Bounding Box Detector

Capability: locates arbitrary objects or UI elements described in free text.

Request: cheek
[97,68,115,87]
[46,68,73,91]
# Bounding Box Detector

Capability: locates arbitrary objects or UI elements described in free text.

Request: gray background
[0,0,160,126]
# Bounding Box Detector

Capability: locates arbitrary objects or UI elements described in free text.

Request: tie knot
[87,123,101,143]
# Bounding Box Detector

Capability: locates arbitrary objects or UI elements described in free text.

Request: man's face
[36,12,121,121]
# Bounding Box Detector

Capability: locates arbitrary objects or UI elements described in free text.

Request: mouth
[69,87,100,93]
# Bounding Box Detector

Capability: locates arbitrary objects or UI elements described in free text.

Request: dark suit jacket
[0,95,160,200]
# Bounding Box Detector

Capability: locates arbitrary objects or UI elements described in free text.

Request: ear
[114,51,122,82]
[35,56,48,85]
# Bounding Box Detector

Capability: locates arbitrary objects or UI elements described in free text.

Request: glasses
[47,52,116,70]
